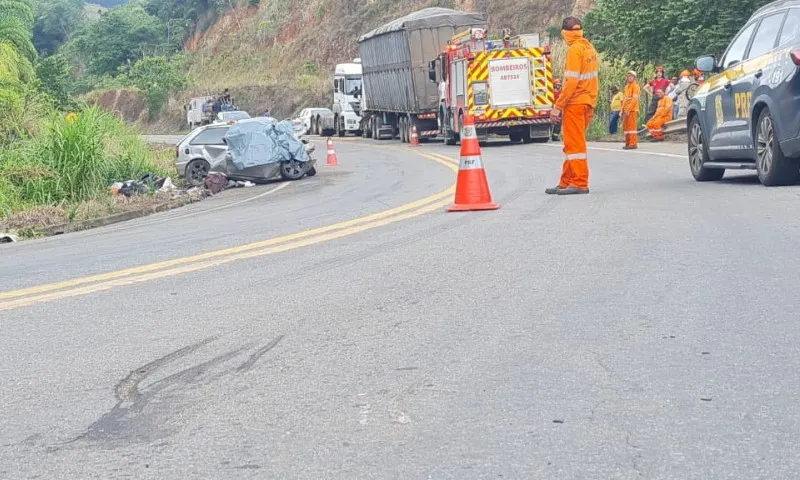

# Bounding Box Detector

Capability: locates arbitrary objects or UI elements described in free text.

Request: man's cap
[561,17,582,31]
[627,70,637,77]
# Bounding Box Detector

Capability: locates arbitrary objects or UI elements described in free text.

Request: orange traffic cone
[446,115,499,212]
[410,124,420,147]
[326,138,339,166]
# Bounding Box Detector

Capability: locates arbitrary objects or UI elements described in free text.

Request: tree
[121,55,185,118]
[64,3,179,77]
[35,54,72,108]
[31,0,85,57]
[584,0,773,71]
[0,0,37,63]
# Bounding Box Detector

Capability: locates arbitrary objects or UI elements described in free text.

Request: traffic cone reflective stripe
[410,124,420,147]
[446,115,499,212]
[326,138,339,166]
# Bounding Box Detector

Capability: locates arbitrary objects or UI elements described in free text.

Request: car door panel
[727,11,786,157]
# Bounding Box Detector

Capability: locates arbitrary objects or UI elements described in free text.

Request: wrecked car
[175,119,317,187]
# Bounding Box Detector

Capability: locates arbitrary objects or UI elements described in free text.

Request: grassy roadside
[0,107,183,239]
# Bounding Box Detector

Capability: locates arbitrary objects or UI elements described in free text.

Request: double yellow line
[0,152,460,312]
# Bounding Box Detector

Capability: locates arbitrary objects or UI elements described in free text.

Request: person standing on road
[609,86,623,135]
[622,71,641,150]
[546,17,599,195]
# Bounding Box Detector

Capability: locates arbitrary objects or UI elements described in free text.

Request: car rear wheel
[688,116,725,182]
[756,109,799,186]
[185,159,210,187]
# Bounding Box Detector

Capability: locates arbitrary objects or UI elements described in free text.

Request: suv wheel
[756,109,799,186]
[688,116,724,182]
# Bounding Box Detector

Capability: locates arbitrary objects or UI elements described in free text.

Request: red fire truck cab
[428,27,555,145]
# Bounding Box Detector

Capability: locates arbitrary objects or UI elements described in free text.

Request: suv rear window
[190,127,228,145]
[779,8,800,45]
[748,12,785,59]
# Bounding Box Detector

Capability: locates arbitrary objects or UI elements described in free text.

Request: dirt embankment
[86,89,148,124]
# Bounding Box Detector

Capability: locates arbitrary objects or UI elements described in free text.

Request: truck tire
[336,117,345,137]
[443,111,458,146]
[509,132,522,143]
[755,108,799,186]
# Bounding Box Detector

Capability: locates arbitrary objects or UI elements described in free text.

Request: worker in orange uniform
[546,17,599,195]
[645,88,673,142]
[622,71,640,150]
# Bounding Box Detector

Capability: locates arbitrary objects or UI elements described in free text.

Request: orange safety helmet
[693,68,702,77]
[681,69,691,77]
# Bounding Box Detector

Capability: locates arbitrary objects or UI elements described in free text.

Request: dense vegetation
[0,0,169,226]
[584,0,773,71]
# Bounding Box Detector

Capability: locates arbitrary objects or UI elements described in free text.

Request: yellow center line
[0,196,454,311]
[0,152,459,309]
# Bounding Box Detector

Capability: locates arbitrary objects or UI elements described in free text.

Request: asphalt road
[3,135,800,479]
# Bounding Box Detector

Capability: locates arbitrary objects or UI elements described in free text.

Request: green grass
[0,106,171,218]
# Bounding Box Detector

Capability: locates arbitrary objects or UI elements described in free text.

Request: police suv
[688,0,800,186]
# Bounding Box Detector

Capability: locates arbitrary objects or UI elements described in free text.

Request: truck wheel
[756,109,799,186]
[509,133,522,143]
[443,112,458,146]
[688,116,725,182]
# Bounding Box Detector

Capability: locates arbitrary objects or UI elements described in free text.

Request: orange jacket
[554,29,599,109]
[653,95,674,122]
[622,82,640,114]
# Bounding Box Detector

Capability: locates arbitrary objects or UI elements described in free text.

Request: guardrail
[663,118,687,135]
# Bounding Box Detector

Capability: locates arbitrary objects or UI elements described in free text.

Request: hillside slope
[153,0,590,130]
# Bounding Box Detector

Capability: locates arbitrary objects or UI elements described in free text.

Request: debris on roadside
[203,172,228,194]
[227,180,256,188]
[107,167,254,206]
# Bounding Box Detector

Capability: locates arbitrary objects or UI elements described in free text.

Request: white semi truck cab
[329,59,363,137]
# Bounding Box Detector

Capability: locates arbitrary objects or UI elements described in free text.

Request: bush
[550,40,656,137]
[0,105,168,216]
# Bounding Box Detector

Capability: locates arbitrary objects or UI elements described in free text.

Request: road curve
[3,136,800,479]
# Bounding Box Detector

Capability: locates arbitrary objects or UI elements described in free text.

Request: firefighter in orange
[622,71,640,150]
[645,88,673,142]
[546,17,599,195]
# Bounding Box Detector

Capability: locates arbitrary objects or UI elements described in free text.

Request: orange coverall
[554,27,599,189]
[645,95,674,141]
[622,82,640,148]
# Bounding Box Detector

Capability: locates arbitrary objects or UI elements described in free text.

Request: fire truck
[428,27,555,145]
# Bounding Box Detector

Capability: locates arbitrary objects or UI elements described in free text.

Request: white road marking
[544,142,685,159]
